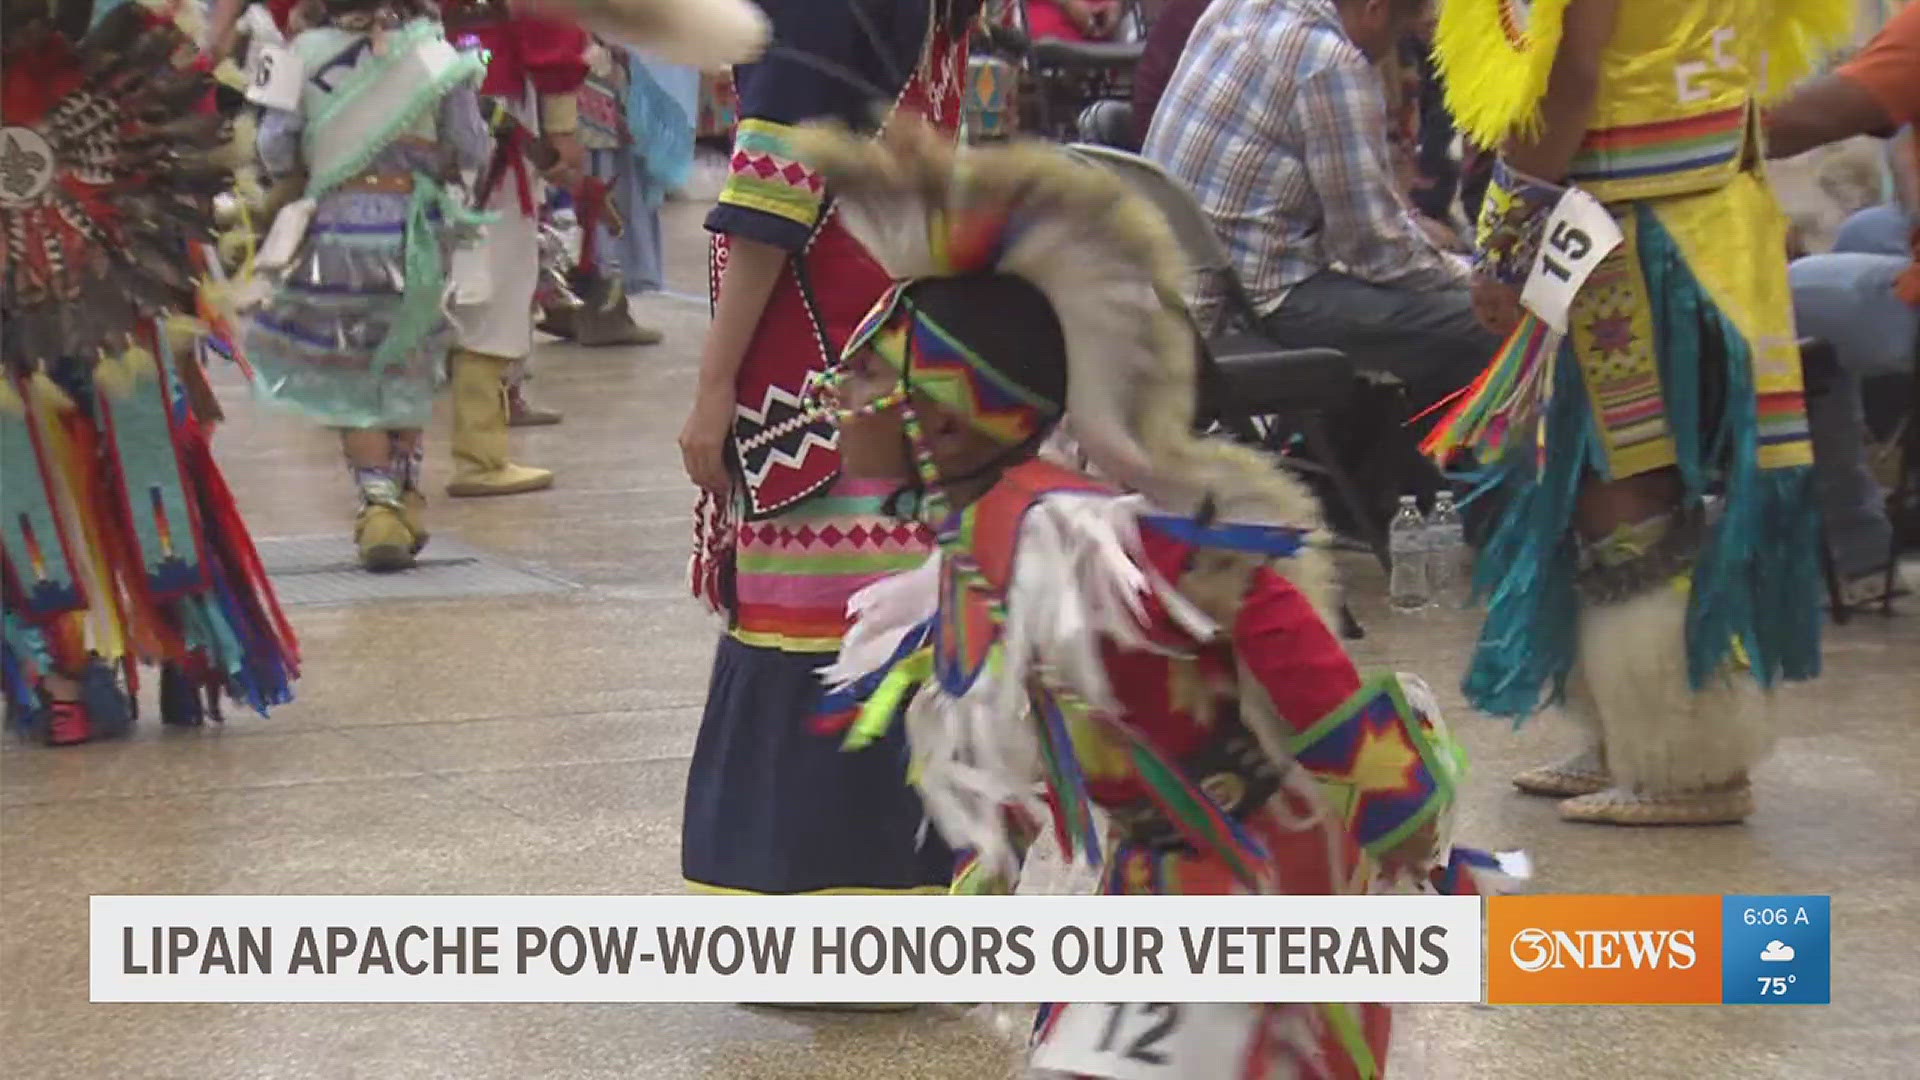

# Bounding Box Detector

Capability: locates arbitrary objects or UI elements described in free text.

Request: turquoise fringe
[1639,211,1823,688]
[1459,205,1822,721]
[1460,346,1588,719]
[372,173,493,374]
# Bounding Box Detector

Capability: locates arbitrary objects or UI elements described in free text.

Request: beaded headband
[806,280,1064,521]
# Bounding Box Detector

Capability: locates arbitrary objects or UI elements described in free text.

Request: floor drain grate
[253,535,575,606]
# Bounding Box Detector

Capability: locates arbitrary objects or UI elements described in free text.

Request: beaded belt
[339,172,417,195]
[1105,721,1284,849]
[1575,500,1709,604]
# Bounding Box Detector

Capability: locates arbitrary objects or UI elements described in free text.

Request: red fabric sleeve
[1130,527,1361,732]
[509,14,590,95]
[1231,565,1363,734]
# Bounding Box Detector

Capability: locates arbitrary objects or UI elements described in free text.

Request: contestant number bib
[1519,188,1623,333]
[245,44,304,111]
[1030,1002,1258,1080]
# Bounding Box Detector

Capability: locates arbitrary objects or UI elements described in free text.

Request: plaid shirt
[1143,0,1467,326]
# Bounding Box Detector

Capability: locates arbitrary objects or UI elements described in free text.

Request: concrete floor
[3,199,1917,1079]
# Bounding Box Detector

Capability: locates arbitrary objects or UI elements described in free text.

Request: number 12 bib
[1030,1002,1262,1079]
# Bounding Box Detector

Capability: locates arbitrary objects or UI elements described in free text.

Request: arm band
[1472,160,1566,287]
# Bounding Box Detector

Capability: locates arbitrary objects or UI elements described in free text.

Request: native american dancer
[1423,0,1852,823]
[2,0,300,744]
[427,0,766,432]
[800,121,1522,1078]
[532,36,676,349]
[677,0,978,905]
[418,0,588,465]
[242,0,493,572]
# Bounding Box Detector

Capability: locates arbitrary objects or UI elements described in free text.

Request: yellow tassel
[213,58,248,91]
[162,315,207,351]
[233,166,266,207]
[842,646,935,751]
[0,375,25,417]
[27,371,76,416]
[93,348,140,403]
[1432,0,1572,149]
[217,227,252,267]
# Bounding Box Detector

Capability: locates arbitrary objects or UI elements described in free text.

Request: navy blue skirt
[681,636,955,894]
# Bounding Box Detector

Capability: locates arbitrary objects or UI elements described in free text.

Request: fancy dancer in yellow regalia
[1425,0,1852,824]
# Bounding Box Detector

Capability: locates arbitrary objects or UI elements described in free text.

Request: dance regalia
[536,36,676,346]
[678,0,973,897]
[243,18,492,430]
[1426,0,1851,822]
[796,125,1523,1076]
[1,0,299,741]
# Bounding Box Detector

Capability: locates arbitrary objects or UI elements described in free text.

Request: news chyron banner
[91,895,1483,1004]
[1486,895,1831,1005]
[90,894,1831,1006]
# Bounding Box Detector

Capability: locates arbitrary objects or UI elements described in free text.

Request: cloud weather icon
[1761,941,1796,962]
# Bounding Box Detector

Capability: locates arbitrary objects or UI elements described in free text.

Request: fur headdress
[793,119,1339,621]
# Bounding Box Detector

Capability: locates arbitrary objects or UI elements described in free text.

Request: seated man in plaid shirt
[1143,0,1496,418]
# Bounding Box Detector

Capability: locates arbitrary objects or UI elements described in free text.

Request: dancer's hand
[1416,214,1466,253]
[1470,273,1522,337]
[680,383,736,497]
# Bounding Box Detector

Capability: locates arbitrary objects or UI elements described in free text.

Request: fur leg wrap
[1577,582,1774,793]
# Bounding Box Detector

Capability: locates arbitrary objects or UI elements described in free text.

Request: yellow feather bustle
[27,371,78,416]
[1437,0,1856,148]
[1433,0,1571,150]
[1758,0,1858,102]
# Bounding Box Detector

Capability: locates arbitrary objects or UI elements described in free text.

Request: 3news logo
[1506,926,1699,972]
[1486,895,1830,1005]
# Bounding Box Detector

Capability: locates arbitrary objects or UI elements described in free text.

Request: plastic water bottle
[1425,490,1468,606]
[1388,495,1430,612]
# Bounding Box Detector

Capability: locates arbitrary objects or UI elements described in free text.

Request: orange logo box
[1487,895,1723,1004]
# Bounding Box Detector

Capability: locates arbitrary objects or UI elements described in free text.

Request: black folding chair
[1066,144,1375,639]
[1797,338,1857,624]
[1007,1,1147,140]
[1883,336,1920,614]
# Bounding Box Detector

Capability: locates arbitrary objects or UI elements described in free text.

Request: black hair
[310,0,437,27]
[901,272,1068,412]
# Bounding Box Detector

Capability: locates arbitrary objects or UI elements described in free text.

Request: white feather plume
[825,492,1223,881]
[821,550,940,690]
[540,0,769,69]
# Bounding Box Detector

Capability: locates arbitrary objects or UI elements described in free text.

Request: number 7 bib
[1030,1002,1261,1079]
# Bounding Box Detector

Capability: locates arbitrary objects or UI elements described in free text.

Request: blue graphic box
[1721,895,1830,1005]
